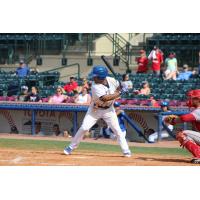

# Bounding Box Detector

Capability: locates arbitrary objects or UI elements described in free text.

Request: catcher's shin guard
[176,132,200,158]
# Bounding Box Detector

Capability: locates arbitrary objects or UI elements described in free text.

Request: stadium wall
[0,109,173,142]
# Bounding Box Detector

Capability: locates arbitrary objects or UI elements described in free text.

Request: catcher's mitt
[164,115,178,125]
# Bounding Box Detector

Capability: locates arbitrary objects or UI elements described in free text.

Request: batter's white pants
[110,130,126,140]
[69,107,131,154]
[148,131,170,143]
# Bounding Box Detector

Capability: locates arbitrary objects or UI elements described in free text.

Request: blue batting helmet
[160,101,169,107]
[114,101,121,107]
[92,65,108,80]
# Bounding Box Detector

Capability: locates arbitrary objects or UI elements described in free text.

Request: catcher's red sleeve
[180,113,196,123]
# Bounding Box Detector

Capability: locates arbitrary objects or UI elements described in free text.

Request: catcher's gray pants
[183,130,200,145]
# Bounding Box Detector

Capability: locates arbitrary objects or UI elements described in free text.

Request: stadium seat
[169,100,178,107]
[122,93,134,99]
[118,98,128,105]
[151,93,160,100]
[40,90,52,98]
[164,88,175,94]
[159,94,173,100]
[179,101,187,106]
[0,96,7,101]
[173,94,185,100]
[188,78,199,83]
[42,98,49,102]
[7,81,19,96]
[147,34,200,67]
[140,100,149,106]
[0,89,3,96]
[7,96,16,101]
[152,88,162,94]
[136,94,149,100]
[126,99,139,105]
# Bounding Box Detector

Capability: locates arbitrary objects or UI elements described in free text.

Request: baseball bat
[101,55,122,88]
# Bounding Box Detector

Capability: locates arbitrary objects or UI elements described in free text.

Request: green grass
[0,138,190,156]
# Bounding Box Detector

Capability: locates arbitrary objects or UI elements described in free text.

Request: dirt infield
[0,148,194,166]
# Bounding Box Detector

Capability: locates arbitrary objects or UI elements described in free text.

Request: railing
[105,33,131,72]
[25,54,34,64]
[43,63,81,79]
[0,62,81,97]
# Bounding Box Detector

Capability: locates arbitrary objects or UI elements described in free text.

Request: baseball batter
[64,65,131,157]
[165,89,200,164]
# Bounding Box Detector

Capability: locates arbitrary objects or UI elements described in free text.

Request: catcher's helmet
[187,89,200,107]
[114,101,121,107]
[187,89,200,98]
[160,101,169,107]
[92,65,108,80]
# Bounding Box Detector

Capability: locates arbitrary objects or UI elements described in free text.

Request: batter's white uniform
[68,77,131,154]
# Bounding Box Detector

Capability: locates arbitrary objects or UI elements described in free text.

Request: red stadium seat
[169,100,178,107]
[140,100,149,106]
[42,98,49,102]
[179,101,187,107]
[118,99,128,105]
[126,99,138,105]
[7,96,16,101]
[0,96,8,101]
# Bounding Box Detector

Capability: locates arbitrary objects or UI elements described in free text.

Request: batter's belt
[96,105,110,109]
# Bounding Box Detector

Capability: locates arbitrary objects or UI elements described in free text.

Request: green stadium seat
[121,93,133,99]
[173,94,185,100]
[188,78,199,83]
[152,88,163,93]
[151,93,160,100]
[159,94,172,100]
[164,88,175,94]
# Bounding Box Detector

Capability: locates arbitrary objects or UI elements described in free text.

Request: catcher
[165,89,200,164]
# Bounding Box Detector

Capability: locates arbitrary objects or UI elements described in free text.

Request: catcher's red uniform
[165,90,200,162]
[180,109,200,131]
[177,108,200,159]
[136,57,148,73]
